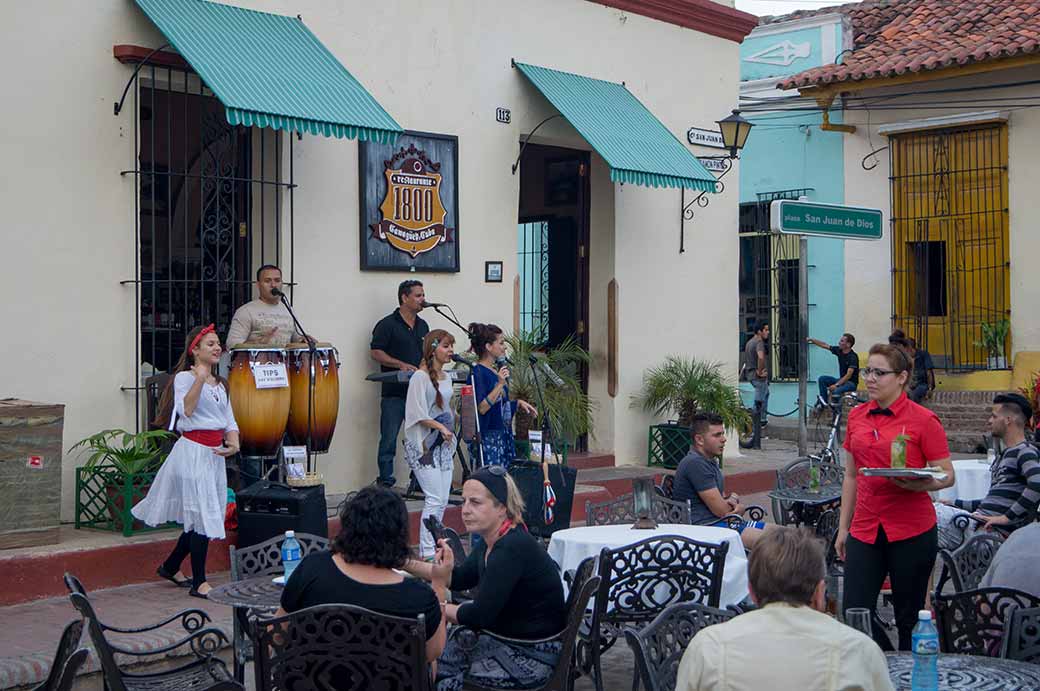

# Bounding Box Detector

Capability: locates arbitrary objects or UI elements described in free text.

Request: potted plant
[974,319,1010,369]
[632,357,751,468]
[73,428,173,536]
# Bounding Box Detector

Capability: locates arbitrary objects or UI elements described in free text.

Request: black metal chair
[31,620,88,691]
[69,592,240,691]
[655,474,767,528]
[227,531,330,683]
[935,532,1004,594]
[934,587,1040,657]
[655,475,675,499]
[442,526,477,603]
[772,458,844,526]
[1001,605,1040,663]
[585,492,693,526]
[463,571,602,691]
[579,535,729,691]
[251,603,429,691]
[625,602,734,691]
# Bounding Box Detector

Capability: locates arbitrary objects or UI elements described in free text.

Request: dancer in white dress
[132,324,240,598]
[404,329,458,559]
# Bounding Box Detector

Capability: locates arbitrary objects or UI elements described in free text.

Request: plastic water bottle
[281,530,301,581]
[911,609,939,690]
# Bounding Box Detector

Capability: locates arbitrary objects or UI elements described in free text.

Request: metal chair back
[31,620,85,691]
[772,459,844,525]
[251,603,429,691]
[935,587,1040,657]
[937,532,1004,593]
[625,602,734,691]
[68,593,130,691]
[585,493,691,527]
[1001,605,1040,663]
[443,527,477,603]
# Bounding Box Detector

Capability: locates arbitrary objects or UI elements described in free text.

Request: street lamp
[715,109,754,159]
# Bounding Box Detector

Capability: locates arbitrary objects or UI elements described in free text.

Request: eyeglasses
[480,465,508,476]
[863,367,896,379]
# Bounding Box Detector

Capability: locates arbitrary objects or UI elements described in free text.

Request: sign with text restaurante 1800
[359,132,460,272]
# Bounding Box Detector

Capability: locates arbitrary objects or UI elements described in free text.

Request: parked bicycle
[809,391,863,465]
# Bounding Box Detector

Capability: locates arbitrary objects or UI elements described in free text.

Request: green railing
[75,465,174,537]
[647,423,692,469]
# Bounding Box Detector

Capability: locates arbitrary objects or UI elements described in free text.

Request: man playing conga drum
[227,264,301,348]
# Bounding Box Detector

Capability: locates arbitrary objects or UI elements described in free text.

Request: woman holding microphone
[837,342,955,650]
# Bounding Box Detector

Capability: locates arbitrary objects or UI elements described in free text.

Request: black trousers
[161,530,210,588]
[843,523,937,651]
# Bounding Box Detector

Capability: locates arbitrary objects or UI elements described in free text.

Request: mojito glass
[890,437,907,468]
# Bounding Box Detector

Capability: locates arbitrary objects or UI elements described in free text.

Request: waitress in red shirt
[836,342,955,650]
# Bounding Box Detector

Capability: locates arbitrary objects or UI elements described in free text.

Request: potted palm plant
[73,428,173,536]
[632,357,751,468]
[974,319,1010,369]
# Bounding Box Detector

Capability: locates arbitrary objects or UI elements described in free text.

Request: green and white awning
[135,0,402,143]
[514,62,717,192]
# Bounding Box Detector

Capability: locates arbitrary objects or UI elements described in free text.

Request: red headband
[189,324,216,353]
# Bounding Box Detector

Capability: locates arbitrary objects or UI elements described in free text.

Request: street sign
[770,199,883,240]
[687,127,725,149]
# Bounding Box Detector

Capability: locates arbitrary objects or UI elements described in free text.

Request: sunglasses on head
[480,465,508,477]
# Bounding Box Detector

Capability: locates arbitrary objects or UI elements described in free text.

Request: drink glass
[890,437,907,469]
[845,608,873,636]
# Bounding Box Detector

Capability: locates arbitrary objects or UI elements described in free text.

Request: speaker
[236,481,328,549]
[508,461,578,538]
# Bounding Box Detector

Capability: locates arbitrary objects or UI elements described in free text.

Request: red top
[843,393,950,543]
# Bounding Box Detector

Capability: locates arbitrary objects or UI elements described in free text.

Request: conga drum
[285,342,340,453]
[228,344,290,457]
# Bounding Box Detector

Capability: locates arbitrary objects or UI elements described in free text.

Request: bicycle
[809,391,863,465]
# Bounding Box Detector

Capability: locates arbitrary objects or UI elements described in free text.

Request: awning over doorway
[134,0,402,143]
[514,62,717,192]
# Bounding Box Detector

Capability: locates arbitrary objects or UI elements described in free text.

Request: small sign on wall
[687,127,726,149]
[26,455,43,469]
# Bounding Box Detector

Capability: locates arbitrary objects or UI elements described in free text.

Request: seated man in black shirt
[279,486,447,666]
[406,467,565,691]
[907,338,935,404]
[808,332,859,411]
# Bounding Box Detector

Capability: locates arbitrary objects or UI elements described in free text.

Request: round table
[886,652,1040,690]
[207,575,284,612]
[935,458,992,503]
[547,524,748,607]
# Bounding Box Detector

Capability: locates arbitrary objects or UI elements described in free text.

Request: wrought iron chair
[655,475,675,499]
[771,458,844,527]
[442,526,477,603]
[934,587,1040,657]
[935,532,1004,594]
[463,571,602,691]
[655,472,767,528]
[585,492,692,526]
[227,531,330,683]
[625,602,734,691]
[251,604,429,691]
[69,592,240,691]
[1001,606,1040,663]
[578,535,729,691]
[31,620,88,691]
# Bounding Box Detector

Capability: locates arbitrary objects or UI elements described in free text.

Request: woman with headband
[133,324,240,598]
[404,329,458,559]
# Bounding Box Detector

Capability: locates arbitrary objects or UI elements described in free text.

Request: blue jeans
[751,378,769,423]
[817,377,856,406]
[377,397,406,485]
[908,382,929,403]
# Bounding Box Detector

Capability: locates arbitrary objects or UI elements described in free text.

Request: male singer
[226,265,301,348]
[370,280,430,487]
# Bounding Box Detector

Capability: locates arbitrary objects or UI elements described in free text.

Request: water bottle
[281,530,301,581]
[911,609,939,690]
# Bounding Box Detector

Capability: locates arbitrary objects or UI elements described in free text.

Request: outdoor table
[547,524,749,607]
[885,652,1040,690]
[767,485,843,527]
[206,575,284,613]
[935,458,992,503]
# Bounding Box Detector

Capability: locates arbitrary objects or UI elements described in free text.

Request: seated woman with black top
[278,486,448,664]
[405,466,566,691]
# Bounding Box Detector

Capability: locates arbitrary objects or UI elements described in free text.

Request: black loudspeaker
[508,461,578,538]
[236,481,328,549]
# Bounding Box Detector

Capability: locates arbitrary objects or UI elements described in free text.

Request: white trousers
[414,464,454,558]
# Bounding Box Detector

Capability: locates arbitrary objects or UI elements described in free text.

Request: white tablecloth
[935,458,992,503]
[547,524,749,607]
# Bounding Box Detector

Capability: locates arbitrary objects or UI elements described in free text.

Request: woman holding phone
[837,342,955,650]
[133,324,240,598]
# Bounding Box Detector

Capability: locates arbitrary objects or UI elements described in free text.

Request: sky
[734,0,861,18]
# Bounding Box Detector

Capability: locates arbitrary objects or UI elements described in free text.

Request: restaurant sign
[770,199,883,240]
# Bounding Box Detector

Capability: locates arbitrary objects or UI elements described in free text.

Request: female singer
[133,324,240,598]
[466,323,537,469]
[837,342,955,650]
[404,329,458,559]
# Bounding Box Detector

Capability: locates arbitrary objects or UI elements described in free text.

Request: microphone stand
[276,291,317,477]
[527,354,556,469]
[427,302,484,473]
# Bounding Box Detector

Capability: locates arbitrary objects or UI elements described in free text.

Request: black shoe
[188,587,209,600]
[157,566,192,588]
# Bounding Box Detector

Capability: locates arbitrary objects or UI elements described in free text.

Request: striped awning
[135,0,402,143]
[514,62,717,192]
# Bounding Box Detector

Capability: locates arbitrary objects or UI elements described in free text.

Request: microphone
[271,287,285,298]
[451,354,471,366]
[421,300,447,308]
[495,356,511,383]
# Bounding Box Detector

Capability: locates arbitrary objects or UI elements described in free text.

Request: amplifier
[236,481,328,549]
[508,461,578,539]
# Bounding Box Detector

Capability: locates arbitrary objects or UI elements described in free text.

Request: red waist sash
[183,430,223,447]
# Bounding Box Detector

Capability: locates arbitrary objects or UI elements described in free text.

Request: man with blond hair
[677,526,894,691]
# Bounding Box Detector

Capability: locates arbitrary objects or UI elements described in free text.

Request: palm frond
[631,356,750,432]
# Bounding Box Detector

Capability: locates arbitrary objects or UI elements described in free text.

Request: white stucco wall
[1,0,740,518]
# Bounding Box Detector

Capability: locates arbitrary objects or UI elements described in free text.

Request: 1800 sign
[371,145,454,258]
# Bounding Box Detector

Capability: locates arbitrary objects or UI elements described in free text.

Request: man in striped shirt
[937,393,1040,545]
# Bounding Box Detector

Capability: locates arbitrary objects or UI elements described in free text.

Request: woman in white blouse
[132,324,240,598]
[404,329,458,559]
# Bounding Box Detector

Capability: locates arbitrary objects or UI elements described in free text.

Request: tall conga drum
[286,342,340,453]
[228,344,290,457]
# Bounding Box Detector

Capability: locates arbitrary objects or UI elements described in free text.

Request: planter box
[648,422,691,469]
[0,399,64,549]
[75,465,174,537]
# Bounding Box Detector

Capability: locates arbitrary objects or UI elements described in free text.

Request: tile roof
[771,0,1040,91]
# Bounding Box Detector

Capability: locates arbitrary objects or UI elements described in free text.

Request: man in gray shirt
[744,321,770,427]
